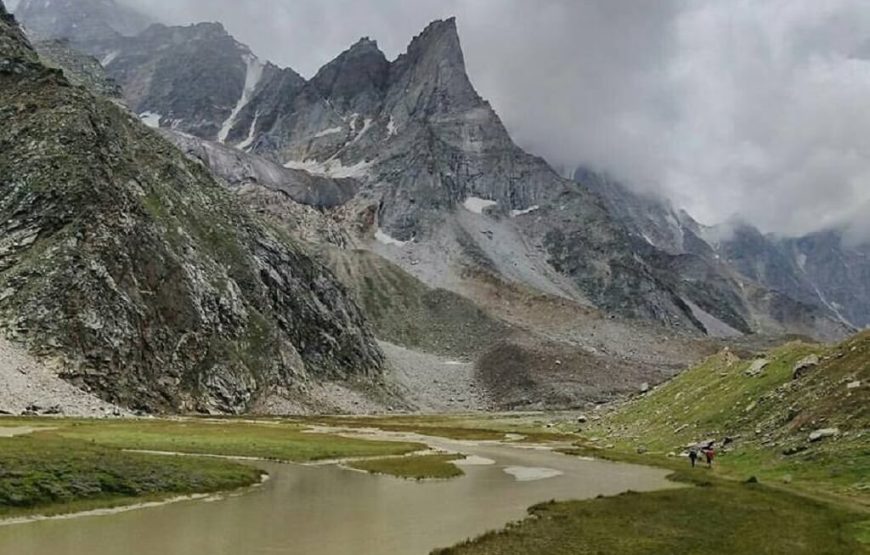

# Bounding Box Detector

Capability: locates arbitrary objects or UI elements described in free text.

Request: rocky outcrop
[32,38,121,97]
[0,5,383,413]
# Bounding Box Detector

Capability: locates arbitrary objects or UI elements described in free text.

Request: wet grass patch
[52,419,423,462]
[309,414,574,443]
[348,453,464,480]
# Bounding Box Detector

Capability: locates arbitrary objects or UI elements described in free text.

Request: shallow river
[0,433,675,555]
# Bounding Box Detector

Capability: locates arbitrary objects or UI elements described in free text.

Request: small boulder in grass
[792,354,819,379]
[745,358,769,377]
[808,428,839,442]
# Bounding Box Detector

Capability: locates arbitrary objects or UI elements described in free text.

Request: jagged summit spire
[384,15,482,119]
[403,16,464,67]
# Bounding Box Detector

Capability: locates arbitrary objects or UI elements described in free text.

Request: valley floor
[1,413,867,554]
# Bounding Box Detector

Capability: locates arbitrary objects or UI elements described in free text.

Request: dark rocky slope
[0,3,383,413]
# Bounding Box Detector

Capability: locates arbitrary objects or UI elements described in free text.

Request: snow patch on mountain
[375,229,409,247]
[138,111,161,128]
[283,158,372,179]
[463,197,498,214]
[218,54,264,144]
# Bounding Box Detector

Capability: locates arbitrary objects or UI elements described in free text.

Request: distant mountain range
[577,169,870,330]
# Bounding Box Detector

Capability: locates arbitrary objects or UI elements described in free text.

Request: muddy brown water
[0,434,676,555]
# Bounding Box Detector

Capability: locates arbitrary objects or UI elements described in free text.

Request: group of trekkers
[687,441,716,468]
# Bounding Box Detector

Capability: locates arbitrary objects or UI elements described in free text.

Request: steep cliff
[0,3,384,413]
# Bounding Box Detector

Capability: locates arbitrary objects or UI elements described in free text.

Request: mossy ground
[435,476,870,555]
[348,454,464,480]
[0,417,424,518]
[0,434,262,519]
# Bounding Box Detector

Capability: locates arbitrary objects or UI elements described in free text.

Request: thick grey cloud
[119,0,870,240]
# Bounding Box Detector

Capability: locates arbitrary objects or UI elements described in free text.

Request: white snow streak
[237,112,260,151]
[463,197,498,214]
[796,252,808,271]
[510,205,540,217]
[313,126,344,138]
[218,54,265,144]
[386,116,398,137]
[351,117,374,144]
[100,51,120,67]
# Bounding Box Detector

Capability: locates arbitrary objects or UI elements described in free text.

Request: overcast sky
[114,0,870,240]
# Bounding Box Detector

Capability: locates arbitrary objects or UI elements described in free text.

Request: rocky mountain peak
[350,36,380,52]
[310,34,389,115]
[384,16,483,126]
[399,16,465,73]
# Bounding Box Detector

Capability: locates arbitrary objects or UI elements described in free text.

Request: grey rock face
[164,130,359,208]
[236,67,346,161]
[311,37,389,117]
[95,22,260,140]
[0,8,383,413]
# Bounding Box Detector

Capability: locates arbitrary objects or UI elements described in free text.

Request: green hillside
[581,331,869,500]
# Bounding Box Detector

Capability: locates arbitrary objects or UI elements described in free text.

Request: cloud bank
[118,0,870,239]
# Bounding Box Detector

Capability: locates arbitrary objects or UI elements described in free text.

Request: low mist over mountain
[3,0,867,416]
